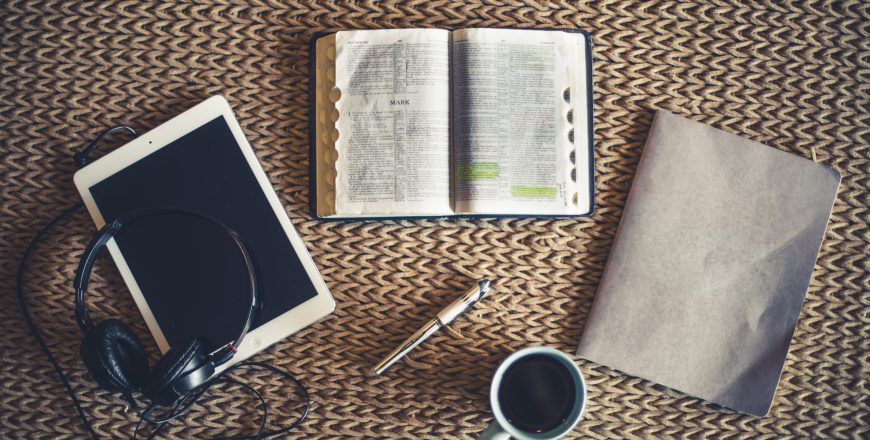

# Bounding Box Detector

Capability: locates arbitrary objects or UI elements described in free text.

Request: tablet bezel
[73,95,335,366]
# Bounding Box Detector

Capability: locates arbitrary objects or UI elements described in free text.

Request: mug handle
[478,421,511,440]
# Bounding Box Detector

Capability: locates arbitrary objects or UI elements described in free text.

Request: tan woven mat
[1,1,867,438]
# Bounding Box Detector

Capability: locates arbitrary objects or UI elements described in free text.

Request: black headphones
[15,126,309,439]
[73,208,258,407]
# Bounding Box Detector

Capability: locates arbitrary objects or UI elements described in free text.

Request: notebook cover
[307,29,595,220]
[576,111,841,416]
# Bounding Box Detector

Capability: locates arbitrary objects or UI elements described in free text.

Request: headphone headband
[73,208,258,367]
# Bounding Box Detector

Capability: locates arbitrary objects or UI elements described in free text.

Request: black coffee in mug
[497,354,577,433]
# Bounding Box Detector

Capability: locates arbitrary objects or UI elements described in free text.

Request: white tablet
[74,95,334,365]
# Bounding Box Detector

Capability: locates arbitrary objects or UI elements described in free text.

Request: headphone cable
[126,361,309,439]
[15,203,96,439]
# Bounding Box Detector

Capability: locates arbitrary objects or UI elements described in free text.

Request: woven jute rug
[1,1,867,438]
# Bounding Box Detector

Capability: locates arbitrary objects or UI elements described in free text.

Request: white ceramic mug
[478,347,587,440]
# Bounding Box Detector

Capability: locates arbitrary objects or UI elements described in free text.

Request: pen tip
[479,279,491,293]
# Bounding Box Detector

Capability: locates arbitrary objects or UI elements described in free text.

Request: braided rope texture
[1,1,867,438]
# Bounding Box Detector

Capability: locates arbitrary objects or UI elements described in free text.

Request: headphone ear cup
[80,319,149,393]
[143,337,212,406]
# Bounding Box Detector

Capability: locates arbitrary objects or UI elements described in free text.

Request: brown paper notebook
[576,111,841,416]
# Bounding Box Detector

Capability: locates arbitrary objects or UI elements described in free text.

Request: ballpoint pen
[371,279,491,376]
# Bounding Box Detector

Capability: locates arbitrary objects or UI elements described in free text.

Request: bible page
[333,29,452,216]
[452,28,590,215]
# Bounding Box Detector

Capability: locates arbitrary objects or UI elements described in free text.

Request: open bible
[310,28,593,218]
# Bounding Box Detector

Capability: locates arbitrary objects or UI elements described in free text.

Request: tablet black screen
[89,116,317,349]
